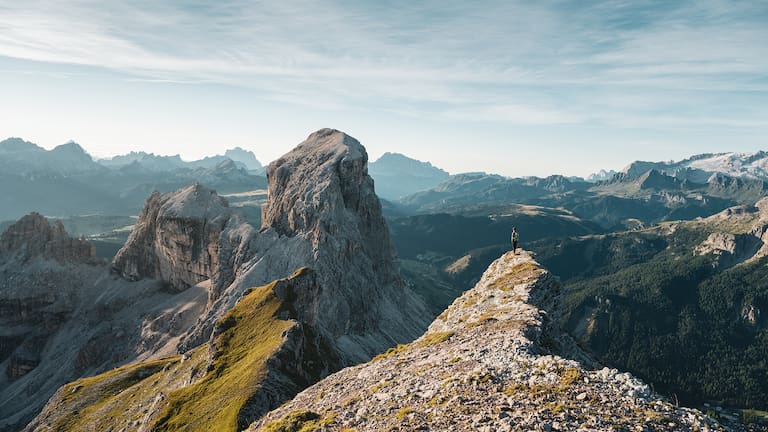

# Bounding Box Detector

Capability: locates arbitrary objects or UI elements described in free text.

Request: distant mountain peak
[372,151,447,173]
[0,137,44,152]
[586,168,617,183]
[224,146,262,169]
[51,141,88,155]
[0,137,104,177]
[621,150,768,183]
[368,150,450,200]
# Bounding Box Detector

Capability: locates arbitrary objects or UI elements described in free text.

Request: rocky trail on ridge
[252,251,725,432]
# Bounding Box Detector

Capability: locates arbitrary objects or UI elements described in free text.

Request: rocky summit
[181,128,428,359]
[251,251,724,432]
[23,129,430,432]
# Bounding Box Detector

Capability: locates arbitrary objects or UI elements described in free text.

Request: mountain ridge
[250,251,723,431]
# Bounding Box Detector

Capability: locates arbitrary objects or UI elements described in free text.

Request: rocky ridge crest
[251,251,724,431]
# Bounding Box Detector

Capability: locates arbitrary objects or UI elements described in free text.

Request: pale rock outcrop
[741,303,761,326]
[112,184,251,293]
[251,252,724,431]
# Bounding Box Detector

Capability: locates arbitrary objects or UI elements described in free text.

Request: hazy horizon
[7,132,768,180]
[1,1,766,177]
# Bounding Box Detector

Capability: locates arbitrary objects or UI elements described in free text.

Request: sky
[0,0,766,177]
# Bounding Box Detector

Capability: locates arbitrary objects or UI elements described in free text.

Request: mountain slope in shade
[25,269,324,432]
[250,252,723,431]
[528,198,768,412]
[0,214,196,432]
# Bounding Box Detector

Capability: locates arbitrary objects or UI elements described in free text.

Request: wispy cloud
[0,0,766,129]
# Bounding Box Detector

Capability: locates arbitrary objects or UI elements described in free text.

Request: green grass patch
[560,367,582,387]
[372,344,409,362]
[153,272,301,431]
[416,331,455,348]
[52,356,182,431]
[262,410,321,432]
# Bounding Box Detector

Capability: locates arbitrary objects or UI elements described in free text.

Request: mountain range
[98,147,262,172]
[621,151,768,184]
[0,138,266,222]
[3,132,768,430]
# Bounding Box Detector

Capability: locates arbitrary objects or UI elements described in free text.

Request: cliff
[180,128,428,360]
[0,215,177,431]
[112,184,250,292]
[25,269,337,432]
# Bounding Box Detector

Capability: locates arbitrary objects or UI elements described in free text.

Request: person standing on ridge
[511,227,519,254]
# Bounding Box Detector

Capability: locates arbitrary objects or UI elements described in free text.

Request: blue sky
[0,0,766,177]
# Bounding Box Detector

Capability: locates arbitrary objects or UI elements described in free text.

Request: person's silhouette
[511,227,519,253]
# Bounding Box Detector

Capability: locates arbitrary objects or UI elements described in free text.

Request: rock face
[251,251,724,432]
[182,129,428,360]
[257,128,419,349]
[112,184,250,292]
[0,189,251,431]
[0,213,96,263]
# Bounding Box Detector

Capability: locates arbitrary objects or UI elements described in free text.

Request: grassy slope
[153,276,296,431]
[39,270,303,432]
